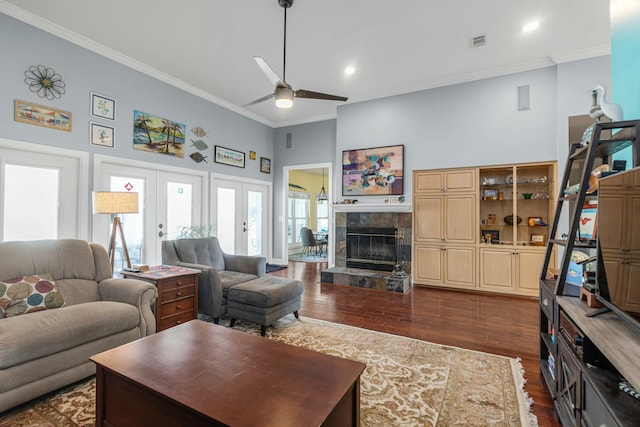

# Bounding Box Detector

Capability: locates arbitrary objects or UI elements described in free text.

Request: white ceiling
[1,0,611,128]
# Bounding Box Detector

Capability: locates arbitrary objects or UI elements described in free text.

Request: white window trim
[0,138,89,240]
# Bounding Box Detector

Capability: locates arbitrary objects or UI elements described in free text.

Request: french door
[94,156,206,269]
[0,140,88,241]
[211,175,270,257]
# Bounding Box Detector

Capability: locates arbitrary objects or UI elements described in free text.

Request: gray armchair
[161,237,266,323]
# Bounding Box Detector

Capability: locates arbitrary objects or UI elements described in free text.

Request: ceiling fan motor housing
[278,0,293,8]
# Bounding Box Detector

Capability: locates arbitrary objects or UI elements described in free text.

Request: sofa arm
[98,278,158,336]
[223,254,266,277]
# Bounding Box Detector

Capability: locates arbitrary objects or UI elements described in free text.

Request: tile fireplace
[322,211,412,293]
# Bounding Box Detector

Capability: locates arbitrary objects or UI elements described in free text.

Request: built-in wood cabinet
[414,194,476,244]
[413,168,478,291]
[479,247,547,296]
[598,168,640,314]
[413,161,556,296]
[414,245,476,289]
[414,168,476,193]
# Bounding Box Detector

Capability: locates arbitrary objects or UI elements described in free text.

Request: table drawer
[161,284,195,302]
[158,310,194,331]
[156,276,196,292]
[159,297,194,317]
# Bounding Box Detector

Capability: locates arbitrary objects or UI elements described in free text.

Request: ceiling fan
[243,0,348,109]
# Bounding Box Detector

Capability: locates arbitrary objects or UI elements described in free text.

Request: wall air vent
[471,35,487,48]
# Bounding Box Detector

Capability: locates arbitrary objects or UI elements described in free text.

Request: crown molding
[0,2,275,128]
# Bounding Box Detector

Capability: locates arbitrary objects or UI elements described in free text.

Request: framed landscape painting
[14,99,72,132]
[342,144,404,196]
[215,145,245,168]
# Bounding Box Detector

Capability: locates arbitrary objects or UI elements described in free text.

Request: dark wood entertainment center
[539,120,640,426]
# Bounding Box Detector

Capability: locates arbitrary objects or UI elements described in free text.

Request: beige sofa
[0,239,158,412]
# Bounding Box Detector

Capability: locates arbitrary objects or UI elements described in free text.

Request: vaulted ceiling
[1,0,611,127]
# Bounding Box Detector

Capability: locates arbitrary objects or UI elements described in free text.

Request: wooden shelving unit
[538,120,640,427]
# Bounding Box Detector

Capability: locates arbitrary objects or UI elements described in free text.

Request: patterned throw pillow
[0,274,65,318]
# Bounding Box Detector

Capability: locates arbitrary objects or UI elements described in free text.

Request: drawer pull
[543,298,549,306]
[176,305,181,309]
[176,320,182,325]
[176,281,182,286]
[176,292,182,296]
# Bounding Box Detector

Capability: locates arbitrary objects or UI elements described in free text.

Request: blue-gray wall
[0,12,274,181]
[1,11,612,263]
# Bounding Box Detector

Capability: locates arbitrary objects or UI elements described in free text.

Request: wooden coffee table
[91,320,366,427]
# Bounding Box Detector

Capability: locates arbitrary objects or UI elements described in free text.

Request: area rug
[288,253,328,263]
[0,316,536,427]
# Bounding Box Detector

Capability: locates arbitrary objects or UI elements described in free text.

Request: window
[3,164,59,241]
[288,192,309,244]
[316,199,328,232]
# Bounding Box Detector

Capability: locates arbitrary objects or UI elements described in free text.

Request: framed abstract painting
[342,144,404,196]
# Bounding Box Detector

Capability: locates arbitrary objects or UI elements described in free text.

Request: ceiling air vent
[471,35,486,48]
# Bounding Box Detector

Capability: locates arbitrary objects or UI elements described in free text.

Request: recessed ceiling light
[523,21,540,33]
[344,66,355,75]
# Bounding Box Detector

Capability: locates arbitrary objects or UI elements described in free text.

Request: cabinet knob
[176,292,182,296]
[176,320,182,325]
[176,305,181,310]
[176,281,182,286]
[543,298,549,306]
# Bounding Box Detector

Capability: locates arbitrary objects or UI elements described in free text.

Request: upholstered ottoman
[227,276,303,336]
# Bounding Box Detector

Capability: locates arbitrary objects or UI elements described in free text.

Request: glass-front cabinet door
[479,163,554,246]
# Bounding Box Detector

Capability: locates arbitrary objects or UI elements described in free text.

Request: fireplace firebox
[346,227,403,272]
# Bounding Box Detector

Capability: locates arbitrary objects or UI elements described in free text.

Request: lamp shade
[92,191,139,214]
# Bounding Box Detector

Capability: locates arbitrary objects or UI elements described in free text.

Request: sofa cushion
[219,271,258,297]
[0,301,139,369]
[227,276,304,307]
[0,274,65,318]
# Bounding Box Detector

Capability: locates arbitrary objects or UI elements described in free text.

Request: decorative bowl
[504,215,522,226]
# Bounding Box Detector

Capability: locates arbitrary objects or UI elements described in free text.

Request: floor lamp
[92,191,139,270]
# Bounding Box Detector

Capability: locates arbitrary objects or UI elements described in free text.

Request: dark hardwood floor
[270,260,560,427]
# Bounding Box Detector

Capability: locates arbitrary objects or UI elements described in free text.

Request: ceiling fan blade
[254,56,282,86]
[295,89,348,102]
[242,93,275,108]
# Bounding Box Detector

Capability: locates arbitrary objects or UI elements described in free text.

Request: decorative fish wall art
[191,127,209,138]
[189,152,208,163]
[190,139,209,151]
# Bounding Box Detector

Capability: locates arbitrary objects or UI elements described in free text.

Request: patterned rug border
[231,315,537,427]
[1,315,538,427]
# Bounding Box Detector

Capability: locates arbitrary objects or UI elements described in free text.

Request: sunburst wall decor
[24,65,66,100]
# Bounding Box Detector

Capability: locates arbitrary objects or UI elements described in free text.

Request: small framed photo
[484,189,498,198]
[579,204,598,241]
[530,233,547,246]
[215,146,245,168]
[386,196,400,204]
[249,150,256,160]
[90,122,115,148]
[260,157,271,174]
[90,92,116,121]
[484,230,500,244]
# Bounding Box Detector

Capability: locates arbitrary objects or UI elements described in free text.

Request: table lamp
[92,191,139,270]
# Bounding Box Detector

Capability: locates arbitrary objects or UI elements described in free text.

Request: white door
[212,176,269,257]
[94,159,205,270]
[0,143,87,241]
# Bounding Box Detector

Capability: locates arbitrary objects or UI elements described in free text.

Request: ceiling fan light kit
[244,0,347,109]
[275,84,294,109]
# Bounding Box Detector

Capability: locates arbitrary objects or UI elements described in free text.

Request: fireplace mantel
[332,203,412,213]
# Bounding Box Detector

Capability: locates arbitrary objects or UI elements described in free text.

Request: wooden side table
[122,265,200,332]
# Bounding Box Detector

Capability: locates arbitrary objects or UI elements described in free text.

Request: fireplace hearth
[324,211,412,293]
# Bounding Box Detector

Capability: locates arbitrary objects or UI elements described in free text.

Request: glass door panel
[216,186,237,254]
[246,190,263,256]
[3,164,59,241]
[110,176,145,272]
[165,182,194,240]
